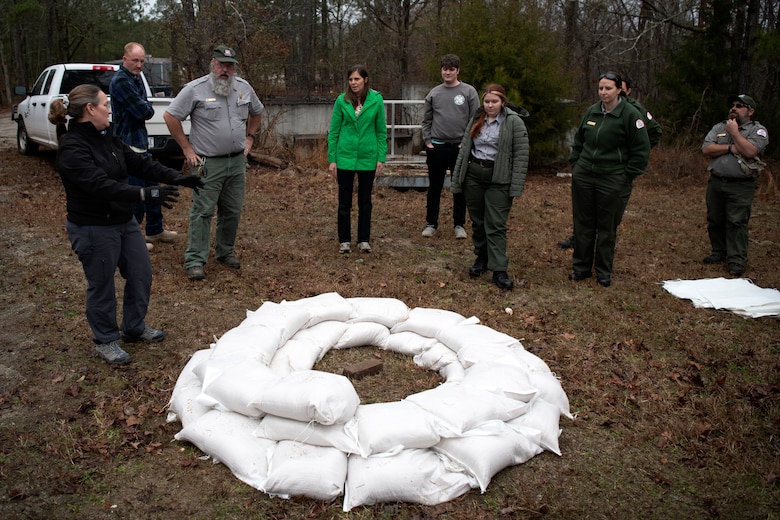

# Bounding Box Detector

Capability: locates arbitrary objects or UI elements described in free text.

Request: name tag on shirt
[587,121,597,126]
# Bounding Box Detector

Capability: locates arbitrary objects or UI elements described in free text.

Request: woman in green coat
[452,84,529,290]
[328,65,387,254]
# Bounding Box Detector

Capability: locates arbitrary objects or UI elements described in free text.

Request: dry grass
[0,146,778,519]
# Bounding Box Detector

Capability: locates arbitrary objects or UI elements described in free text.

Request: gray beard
[209,72,235,97]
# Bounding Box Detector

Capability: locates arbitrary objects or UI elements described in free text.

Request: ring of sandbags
[168,293,571,511]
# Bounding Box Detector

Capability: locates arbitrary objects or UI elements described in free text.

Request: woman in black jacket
[49,84,203,365]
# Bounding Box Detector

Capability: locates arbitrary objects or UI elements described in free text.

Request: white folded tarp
[663,278,780,318]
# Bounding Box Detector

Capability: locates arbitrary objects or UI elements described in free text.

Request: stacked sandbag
[167,292,572,510]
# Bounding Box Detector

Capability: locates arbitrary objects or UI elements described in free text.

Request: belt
[432,141,460,147]
[712,175,755,183]
[469,154,494,168]
[204,151,243,159]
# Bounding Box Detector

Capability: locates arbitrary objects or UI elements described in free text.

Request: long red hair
[470,84,508,139]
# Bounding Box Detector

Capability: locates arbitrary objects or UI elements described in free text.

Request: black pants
[426,143,466,228]
[337,168,375,243]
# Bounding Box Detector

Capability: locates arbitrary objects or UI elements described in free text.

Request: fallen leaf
[562,332,576,340]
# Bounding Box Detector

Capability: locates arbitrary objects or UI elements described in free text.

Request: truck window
[42,71,55,96]
[30,70,50,96]
[61,70,116,96]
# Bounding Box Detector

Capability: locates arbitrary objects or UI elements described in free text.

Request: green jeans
[184,155,247,269]
[463,162,513,272]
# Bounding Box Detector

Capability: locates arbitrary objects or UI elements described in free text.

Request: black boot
[469,257,488,278]
[492,271,513,290]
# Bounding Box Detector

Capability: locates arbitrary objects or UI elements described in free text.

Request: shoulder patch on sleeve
[636,119,645,129]
[646,112,653,120]
[757,128,768,138]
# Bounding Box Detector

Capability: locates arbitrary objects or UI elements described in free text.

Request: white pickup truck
[12,63,188,162]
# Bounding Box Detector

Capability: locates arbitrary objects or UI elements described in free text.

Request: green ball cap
[728,94,756,109]
[213,45,238,63]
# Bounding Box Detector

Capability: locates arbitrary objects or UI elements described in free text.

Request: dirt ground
[0,108,778,519]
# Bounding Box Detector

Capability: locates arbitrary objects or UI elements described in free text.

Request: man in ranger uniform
[701,94,768,277]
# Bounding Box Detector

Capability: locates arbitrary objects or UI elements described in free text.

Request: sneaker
[339,242,351,254]
[147,230,178,243]
[95,340,131,365]
[421,225,436,237]
[186,265,205,280]
[121,325,165,343]
[146,242,154,252]
[358,242,371,253]
[454,225,467,239]
[217,255,241,269]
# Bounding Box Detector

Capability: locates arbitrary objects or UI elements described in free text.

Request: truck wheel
[17,119,39,155]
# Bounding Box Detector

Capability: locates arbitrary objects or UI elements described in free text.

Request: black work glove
[173,174,206,194]
[142,185,179,209]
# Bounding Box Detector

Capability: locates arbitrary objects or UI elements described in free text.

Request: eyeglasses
[599,73,620,83]
[730,102,748,109]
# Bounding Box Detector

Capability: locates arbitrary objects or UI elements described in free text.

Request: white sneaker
[421,225,436,237]
[454,225,467,239]
[358,242,371,253]
[339,242,351,254]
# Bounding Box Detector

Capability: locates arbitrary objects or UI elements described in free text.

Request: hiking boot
[95,340,131,365]
[557,235,575,249]
[493,271,514,290]
[568,271,592,281]
[358,242,371,253]
[597,276,612,287]
[454,225,467,239]
[217,255,241,269]
[469,257,488,278]
[339,242,351,254]
[121,325,165,343]
[728,263,745,276]
[147,230,178,243]
[421,225,436,237]
[187,266,205,280]
[703,252,726,264]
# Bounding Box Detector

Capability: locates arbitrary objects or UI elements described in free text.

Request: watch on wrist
[246,134,255,140]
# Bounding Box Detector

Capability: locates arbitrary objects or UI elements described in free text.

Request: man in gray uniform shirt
[421,54,479,239]
[164,45,264,281]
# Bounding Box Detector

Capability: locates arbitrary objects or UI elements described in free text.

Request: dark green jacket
[328,89,387,170]
[451,106,529,198]
[625,96,662,148]
[569,99,651,179]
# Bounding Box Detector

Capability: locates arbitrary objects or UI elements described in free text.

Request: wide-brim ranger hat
[727,94,756,109]
[213,45,238,63]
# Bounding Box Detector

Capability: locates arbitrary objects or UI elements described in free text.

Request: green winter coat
[569,99,651,179]
[327,89,387,170]
[451,106,529,198]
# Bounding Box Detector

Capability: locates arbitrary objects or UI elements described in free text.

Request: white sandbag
[462,361,537,402]
[280,292,354,327]
[192,357,280,417]
[333,322,390,349]
[507,398,563,455]
[437,323,521,353]
[289,320,349,352]
[210,324,283,365]
[405,382,528,435]
[264,440,348,501]
[343,449,476,511]
[389,307,469,338]
[347,297,410,328]
[384,331,437,356]
[240,301,310,344]
[253,415,360,455]
[167,349,212,424]
[255,370,360,425]
[355,401,442,456]
[527,371,572,419]
[511,347,553,373]
[413,342,458,371]
[174,410,274,490]
[433,421,544,492]
[438,360,466,382]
